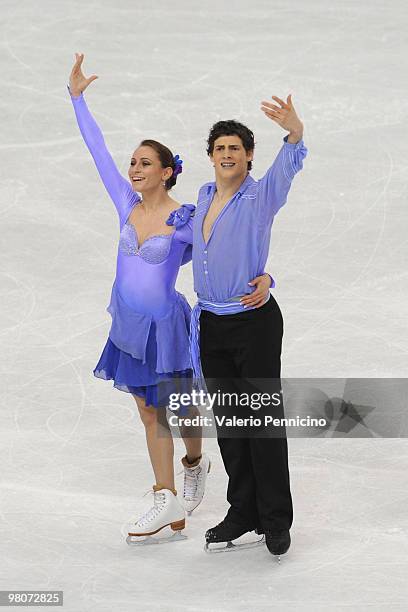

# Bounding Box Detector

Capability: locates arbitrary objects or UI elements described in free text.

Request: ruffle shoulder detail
[166,204,195,229]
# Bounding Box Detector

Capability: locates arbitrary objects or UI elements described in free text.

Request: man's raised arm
[257,94,308,220]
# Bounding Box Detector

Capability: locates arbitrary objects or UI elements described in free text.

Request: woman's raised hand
[69,53,98,97]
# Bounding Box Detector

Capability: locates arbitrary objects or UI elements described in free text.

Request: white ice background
[0,1,407,610]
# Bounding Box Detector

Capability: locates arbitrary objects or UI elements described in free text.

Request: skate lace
[137,491,167,527]
[183,466,202,500]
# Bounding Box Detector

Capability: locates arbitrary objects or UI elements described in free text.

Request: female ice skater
[68,53,272,546]
[68,53,211,545]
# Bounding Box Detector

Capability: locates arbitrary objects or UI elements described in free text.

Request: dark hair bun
[165,174,178,190]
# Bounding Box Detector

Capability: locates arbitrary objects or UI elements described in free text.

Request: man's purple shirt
[192,135,308,302]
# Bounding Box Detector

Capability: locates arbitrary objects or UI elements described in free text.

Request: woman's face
[128,145,173,193]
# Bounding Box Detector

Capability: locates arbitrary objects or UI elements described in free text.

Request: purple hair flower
[173,154,183,178]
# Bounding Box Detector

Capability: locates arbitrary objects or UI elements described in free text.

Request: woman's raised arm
[68,53,139,226]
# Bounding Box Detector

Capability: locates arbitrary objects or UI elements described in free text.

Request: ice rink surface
[1,0,408,610]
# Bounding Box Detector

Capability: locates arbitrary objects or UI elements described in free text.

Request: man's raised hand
[260,94,303,138]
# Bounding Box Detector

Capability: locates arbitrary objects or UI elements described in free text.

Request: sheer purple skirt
[93,322,192,408]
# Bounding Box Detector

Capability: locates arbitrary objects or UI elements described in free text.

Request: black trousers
[200,296,293,531]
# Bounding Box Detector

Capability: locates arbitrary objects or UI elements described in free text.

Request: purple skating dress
[68,87,194,407]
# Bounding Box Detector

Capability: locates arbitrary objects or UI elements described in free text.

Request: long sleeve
[256,135,308,224]
[68,86,140,226]
[179,219,193,265]
[166,204,195,265]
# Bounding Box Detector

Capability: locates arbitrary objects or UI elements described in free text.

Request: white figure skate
[126,488,187,546]
[182,454,211,515]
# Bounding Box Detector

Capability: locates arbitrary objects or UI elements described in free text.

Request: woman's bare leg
[178,405,203,464]
[132,394,175,491]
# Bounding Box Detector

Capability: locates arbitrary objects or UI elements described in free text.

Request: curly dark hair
[206,120,255,171]
[139,139,179,190]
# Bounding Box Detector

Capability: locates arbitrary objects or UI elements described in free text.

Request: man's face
[210,135,253,181]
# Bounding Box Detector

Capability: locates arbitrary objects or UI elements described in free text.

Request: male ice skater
[190,94,307,557]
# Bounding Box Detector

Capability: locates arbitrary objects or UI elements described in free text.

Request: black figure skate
[204,517,264,553]
[264,529,291,563]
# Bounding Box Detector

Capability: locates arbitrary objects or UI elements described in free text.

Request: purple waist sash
[189,294,270,383]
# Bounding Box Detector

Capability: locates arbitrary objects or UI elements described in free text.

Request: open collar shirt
[192,134,308,302]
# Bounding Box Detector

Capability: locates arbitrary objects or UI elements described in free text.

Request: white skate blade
[127,527,187,546]
[204,534,265,554]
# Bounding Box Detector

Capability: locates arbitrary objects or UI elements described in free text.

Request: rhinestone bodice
[119,222,173,264]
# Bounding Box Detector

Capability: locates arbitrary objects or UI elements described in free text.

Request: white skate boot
[126,486,187,546]
[182,454,211,515]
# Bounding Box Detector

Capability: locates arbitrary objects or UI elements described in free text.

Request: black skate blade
[270,551,288,564]
[204,534,265,554]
